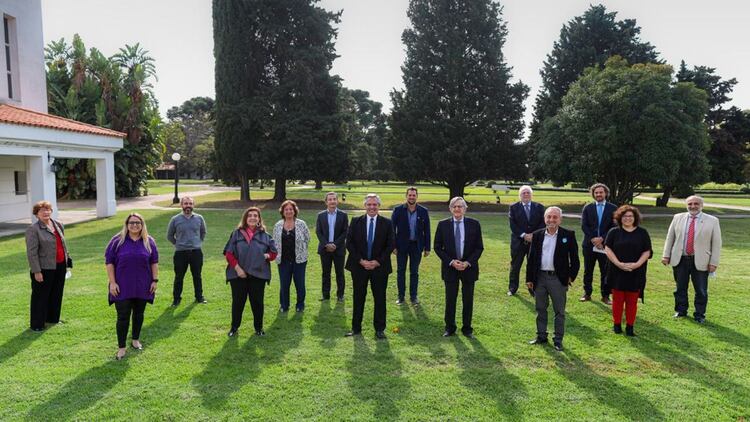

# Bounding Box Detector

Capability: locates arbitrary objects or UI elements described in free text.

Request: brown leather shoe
[579,295,591,302]
[601,296,612,305]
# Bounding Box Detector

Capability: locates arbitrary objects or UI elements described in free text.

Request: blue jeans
[673,256,709,319]
[396,242,422,301]
[278,261,307,311]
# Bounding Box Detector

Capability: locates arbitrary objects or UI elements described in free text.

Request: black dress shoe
[673,312,687,318]
[694,317,706,324]
[396,298,405,305]
[344,331,361,337]
[196,297,207,304]
[171,299,181,307]
[625,325,636,336]
[337,296,345,303]
[255,330,265,336]
[553,341,564,351]
[528,337,548,345]
[463,331,475,339]
[442,330,455,337]
[411,297,420,305]
[613,323,623,334]
[227,328,238,337]
[320,297,330,302]
[30,327,44,332]
[375,331,386,340]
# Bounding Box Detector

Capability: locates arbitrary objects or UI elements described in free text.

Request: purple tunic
[105,235,159,304]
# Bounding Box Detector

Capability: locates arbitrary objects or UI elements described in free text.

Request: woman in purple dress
[105,213,159,360]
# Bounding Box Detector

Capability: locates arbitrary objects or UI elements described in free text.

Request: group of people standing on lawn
[24,182,721,359]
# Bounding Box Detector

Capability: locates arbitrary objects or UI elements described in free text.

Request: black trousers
[114,299,147,348]
[508,243,530,293]
[320,252,345,299]
[173,249,204,301]
[351,269,388,333]
[229,277,266,332]
[29,263,66,329]
[582,247,610,297]
[444,275,475,334]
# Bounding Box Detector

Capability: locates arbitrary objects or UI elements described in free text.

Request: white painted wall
[0,0,47,112]
[0,154,29,221]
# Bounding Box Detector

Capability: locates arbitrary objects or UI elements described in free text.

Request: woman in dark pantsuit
[25,201,71,331]
[223,207,277,337]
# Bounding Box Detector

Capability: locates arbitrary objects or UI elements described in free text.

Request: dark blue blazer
[345,214,395,274]
[391,203,431,252]
[508,201,545,251]
[526,226,580,286]
[433,217,484,282]
[580,201,617,245]
[315,209,349,256]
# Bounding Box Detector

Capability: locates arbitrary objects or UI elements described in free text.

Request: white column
[95,154,117,217]
[28,154,59,219]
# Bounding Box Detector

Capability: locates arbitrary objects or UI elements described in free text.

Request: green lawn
[1,209,749,420]
[144,179,220,196]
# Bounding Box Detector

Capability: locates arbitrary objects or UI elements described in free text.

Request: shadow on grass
[346,336,410,421]
[310,298,347,347]
[453,338,527,419]
[630,318,750,413]
[26,359,131,420]
[192,308,304,409]
[0,330,45,366]
[702,320,750,353]
[517,294,602,347]
[25,303,195,419]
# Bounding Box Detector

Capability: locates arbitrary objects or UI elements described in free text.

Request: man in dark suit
[580,183,617,304]
[391,187,431,306]
[345,194,395,339]
[526,206,579,351]
[434,197,484,338]
[316,192,349,302]
[507,185,545,296]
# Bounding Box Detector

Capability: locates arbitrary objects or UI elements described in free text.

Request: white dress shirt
[541,229,558,271]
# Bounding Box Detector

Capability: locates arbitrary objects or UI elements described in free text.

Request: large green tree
[45,35,162,198]
[213,0,345,201]
[535,57,710,204]
[389,0,528,198]
[529,4,659,178]
[339,88,391,182]
[675,62,747,186]
[165,97,215,179]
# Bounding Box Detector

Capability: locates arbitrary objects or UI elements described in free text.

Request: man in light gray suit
[662,195,722,323]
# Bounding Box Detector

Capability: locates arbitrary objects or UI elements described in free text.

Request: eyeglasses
[127,221,143,226]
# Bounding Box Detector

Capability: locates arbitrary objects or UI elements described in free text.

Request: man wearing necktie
[434,197,484,338]
[344,194,395,339]
[661,195,722,323]
[580,183,617,304]
[507,185,545,296]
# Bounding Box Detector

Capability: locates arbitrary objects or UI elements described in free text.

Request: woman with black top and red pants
[604,205,652,336]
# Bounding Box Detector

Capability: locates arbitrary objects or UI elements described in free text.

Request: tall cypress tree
[389,0,528,199]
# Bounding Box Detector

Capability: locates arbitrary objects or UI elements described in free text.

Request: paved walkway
[636,195,750,212]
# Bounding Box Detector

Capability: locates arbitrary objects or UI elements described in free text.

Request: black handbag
[67,257,73,268]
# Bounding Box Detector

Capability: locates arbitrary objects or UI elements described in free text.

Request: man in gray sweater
[167,196,207,306]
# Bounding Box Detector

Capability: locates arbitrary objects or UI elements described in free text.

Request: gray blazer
[223,228,277,281]
[25,219,69,273]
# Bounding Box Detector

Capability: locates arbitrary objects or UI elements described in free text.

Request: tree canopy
[535,57,710,204]
[389,0,528,199]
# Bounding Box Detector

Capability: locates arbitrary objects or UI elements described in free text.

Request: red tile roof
[0,103,126,138]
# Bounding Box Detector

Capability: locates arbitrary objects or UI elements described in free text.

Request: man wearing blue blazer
[391,187,431,306]
[580,183,617,304]
[434,197,484,338]
[315,192,349,302]
[507,185,545,296]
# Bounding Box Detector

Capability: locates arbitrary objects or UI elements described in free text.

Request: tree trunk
[273,178,286,201]
[656,186,672,207]
[239,173,251,201]
[315,179,323,190]
[448,183,465,200]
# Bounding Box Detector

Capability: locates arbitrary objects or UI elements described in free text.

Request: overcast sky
[42,0,750,140]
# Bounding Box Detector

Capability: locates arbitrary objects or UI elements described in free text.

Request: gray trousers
[535,271,568,342]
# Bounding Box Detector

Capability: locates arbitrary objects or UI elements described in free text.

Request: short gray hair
[324,191,338,201]
[544,206,562,217]
[685,195,704,205]
[448,196,467,210]
[363,193,381,206]
[518,185,533,199]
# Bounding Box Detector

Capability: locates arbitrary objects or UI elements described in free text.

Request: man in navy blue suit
[507,185,545,296]
[580,183,617,304]
[391,187,431,306]
[434,197,484,338]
